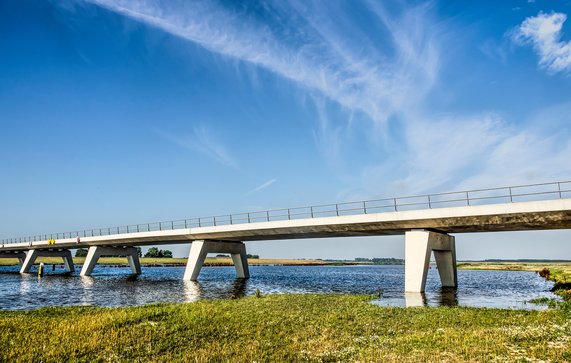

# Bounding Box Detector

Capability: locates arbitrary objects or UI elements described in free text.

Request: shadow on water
[182,278,248,302]
[403,288,458,307]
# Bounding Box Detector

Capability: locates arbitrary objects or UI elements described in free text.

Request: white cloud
[247,179,277,195]
[155,126,238,169]
[512,11,571,74]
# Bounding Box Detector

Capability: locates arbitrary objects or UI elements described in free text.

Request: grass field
[458,261,571,276]
[1,294,570,362]
[1,261,571,361]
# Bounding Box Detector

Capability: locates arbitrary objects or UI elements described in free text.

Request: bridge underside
[192,210,571,241]
[1,199,571,293]
[8,232,452,292]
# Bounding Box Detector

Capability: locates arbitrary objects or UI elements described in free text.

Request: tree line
[75,247,172,258]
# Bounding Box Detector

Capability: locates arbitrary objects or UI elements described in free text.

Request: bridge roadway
[1,187,571,292]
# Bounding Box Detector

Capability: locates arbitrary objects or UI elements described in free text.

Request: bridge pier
[0,252,26,266]
[184,240,249,281]
[20,249,75,274]
[80,246,141,276]
[405,230,457,293]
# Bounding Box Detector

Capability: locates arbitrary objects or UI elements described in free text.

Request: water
[0,264,557,310]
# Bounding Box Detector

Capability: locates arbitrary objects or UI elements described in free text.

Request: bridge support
[184,240,249,281]
[20,249,75,274]
[405,230,457,293]
[80,246,141,276]
[0,252,26,266]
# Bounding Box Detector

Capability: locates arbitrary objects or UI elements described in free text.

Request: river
[0,264,556,310]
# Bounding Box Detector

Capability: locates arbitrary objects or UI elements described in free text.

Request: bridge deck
[1,198,570,252]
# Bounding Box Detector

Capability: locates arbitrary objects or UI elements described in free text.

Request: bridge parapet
[2,180,570,245]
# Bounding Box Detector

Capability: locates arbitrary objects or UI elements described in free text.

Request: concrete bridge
[1,181,570,292]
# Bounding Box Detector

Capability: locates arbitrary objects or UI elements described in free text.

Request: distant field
[458,261,571,276]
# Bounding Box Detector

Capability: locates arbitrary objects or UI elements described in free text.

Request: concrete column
[20,249,75,274]
[404,292,426,307]
[0,252,26,266]
[405,230,456,293]
[183,240,249,281]
[20,250,39,273]
[80,246,141,276]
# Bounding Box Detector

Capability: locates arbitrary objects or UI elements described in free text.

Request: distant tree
[144,247,173,258]
[246,254,259,259]
[75,248,88,257]
[216,254,230,258]
[145,247,160,258]
[136,247,142,257]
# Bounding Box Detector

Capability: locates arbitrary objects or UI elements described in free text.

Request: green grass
[1,294,570,362]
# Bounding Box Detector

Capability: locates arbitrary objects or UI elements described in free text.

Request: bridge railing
[2,180,570,245]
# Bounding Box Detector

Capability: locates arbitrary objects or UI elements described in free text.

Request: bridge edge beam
[405,230,457,293]
[183,240,250,281]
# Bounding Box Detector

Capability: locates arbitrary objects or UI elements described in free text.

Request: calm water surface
[0,265,556,310]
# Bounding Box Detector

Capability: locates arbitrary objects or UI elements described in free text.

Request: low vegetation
[1,294,570,362]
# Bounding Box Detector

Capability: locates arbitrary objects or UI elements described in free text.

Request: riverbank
[459,261,571,301]
[0,294,569,362]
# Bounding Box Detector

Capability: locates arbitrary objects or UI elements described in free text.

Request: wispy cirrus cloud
[80,0,571,198]
[512,11,571,74]
[247,178,277,195]
[155,125,238,169]
[81,0,439,127]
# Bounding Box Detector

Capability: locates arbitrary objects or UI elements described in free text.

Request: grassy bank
[1,294,570,362]
[459,261,571,302]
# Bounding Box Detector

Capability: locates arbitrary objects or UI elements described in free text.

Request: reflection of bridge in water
[1,181,570,292]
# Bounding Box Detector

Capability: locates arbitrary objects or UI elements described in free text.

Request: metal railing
[1,180,570,245]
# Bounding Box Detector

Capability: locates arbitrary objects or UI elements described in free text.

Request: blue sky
[1,0,571,259]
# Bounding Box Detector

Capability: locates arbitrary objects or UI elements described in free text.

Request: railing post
[428,195,432,209]
[363,201,367,214]
[266,211,270,222]
[509,187,513,202]
[310,207,314,218]
[247,213,251,223]
[213,216,217,226]
[466,192,470,206]
[288,209,291,220]
[171,221,174,230]
[394,198,398,211]
[230,215,233,225]
[336,204,340,216]
[198,218,202,227]
[558,182,562,198]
